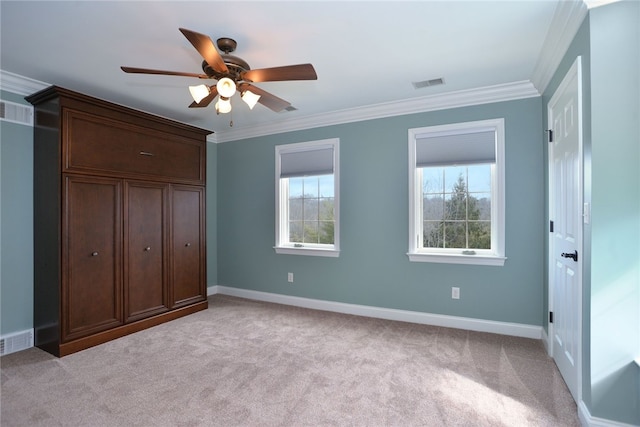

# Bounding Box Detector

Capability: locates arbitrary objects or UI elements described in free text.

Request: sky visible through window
[289,175,334,198]
[422,164,491,194]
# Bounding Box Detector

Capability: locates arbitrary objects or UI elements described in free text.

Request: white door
[548,56,583,403]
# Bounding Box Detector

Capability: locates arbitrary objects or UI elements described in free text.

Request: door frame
[547,55,583,403]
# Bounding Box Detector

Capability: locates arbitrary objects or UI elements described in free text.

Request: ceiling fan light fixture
[216,77,236,98]
[189,84,210,104]
[215,96,232,114]
[241,90,261,110]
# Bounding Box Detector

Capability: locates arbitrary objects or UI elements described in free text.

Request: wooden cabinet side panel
[124,181,169,322]
[33,98,63,355]
[63,176,123,341]
[171,185,206,307]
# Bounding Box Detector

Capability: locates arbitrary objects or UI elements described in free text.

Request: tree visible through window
[288,175,335,245]
[422,166,491,250]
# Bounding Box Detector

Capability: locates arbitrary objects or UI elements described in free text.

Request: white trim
[275,138,340,256]
[212,81,539,143]
[547,56,584,405]
[1,70,538,146]
[407,252,506,266]
[541,326,551,354]
[0,70,49,95]
[531,0,588,94]
[210,285,542,339]
[578,400,639,427]
[584,0,623,9]
[273,247,340,257]
[407,118,505,266]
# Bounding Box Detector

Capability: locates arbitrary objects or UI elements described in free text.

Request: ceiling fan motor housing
[198,37,252,82]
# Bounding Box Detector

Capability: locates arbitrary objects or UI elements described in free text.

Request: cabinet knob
[91,251,99,257]
[185,243,191,247]
[144,246,151,251]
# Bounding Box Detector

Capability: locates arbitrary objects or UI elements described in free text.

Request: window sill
[407,252,506,266]
[274,246,340,258]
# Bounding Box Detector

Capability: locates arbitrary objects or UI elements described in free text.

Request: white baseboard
[207,285,542,339]
[0,329,34,356]
[541,325,551,355]
[578,400,638,427]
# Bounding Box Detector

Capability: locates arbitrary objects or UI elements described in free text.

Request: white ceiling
[1,1,564,141]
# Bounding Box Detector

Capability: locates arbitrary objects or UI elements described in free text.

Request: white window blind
[280,147,334,178]
[415,129,496,167]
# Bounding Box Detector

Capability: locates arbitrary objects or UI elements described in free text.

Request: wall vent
[0,330,34,356]
[0,99,34,126]
[412,78,445,89]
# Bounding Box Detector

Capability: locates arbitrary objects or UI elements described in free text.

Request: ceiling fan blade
[188,86,218,108]
[121,66,208,79]
[242,64,317,83]
[240,84,291,112]
[179,28,229,74]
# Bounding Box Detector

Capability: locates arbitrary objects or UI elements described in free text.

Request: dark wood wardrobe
[27,86,211,356]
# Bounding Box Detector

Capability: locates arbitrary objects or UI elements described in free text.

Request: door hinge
[546,129,554,143]
[549,311,554,324]
[550,220,554,233]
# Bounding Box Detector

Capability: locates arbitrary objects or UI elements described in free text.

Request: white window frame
[275,138,340,257]
[408,119,506,266]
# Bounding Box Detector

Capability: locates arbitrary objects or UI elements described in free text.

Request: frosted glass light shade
[241,90,261,109]
[215,97,232,114]
[216,78,236,98]
[189,84,210,104]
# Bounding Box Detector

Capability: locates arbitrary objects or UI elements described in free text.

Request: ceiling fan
[121,28,317,115]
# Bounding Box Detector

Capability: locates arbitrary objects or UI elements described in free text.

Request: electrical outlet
[288,272,294,283]
[452,287,460,299]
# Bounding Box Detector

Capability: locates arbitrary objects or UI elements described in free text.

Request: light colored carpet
[1,294,579,426]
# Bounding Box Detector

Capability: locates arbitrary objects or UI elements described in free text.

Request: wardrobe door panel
[125,181,169,322]
[171,186,205,307]
[63,176,123,341]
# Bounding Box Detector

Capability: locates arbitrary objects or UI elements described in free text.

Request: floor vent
[412,78,445,89]
[0,99,34,126]
[0,330,34,356]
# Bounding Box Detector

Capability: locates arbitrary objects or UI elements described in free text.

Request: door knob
[561,250,578,262]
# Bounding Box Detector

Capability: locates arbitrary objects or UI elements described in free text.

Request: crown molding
[0,69,539,145]
[0,70,50,96]
[213,80,540,143]
[531,0,589,94]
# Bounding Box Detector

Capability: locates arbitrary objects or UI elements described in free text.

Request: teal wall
[543,2,640,424]
[588,1,640,424]
[217,97,544,326]
[206,141,218,287]
[0,90,34,335]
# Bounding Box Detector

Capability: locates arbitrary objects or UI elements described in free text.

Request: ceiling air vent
[280,106,298,113]
[412,78,445,89]
[0,100,34,126]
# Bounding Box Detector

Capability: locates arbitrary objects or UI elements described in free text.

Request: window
[408,119,506,266]
[275,138,339,257]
